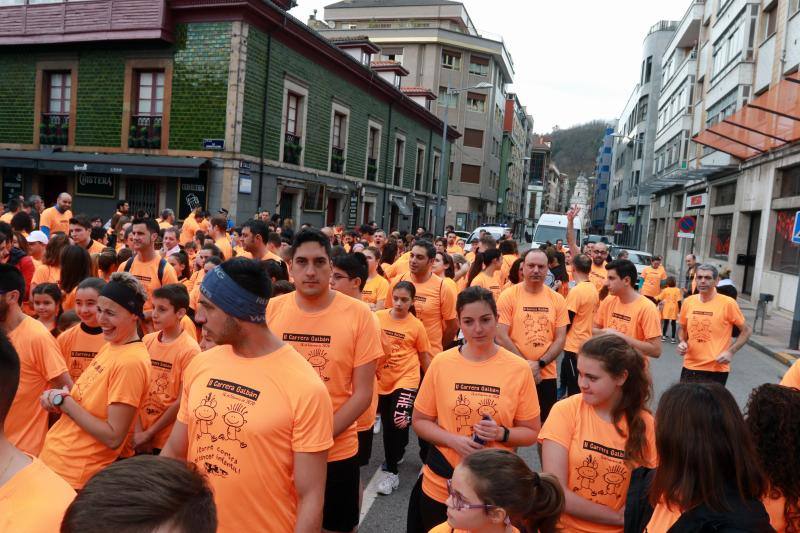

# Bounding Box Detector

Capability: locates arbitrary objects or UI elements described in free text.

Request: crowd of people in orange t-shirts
[0,193,798,533]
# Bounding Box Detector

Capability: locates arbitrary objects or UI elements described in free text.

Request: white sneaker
[376,472,400,495]
[373,415,382,434]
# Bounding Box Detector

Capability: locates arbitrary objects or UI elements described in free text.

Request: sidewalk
[738,298,798,367]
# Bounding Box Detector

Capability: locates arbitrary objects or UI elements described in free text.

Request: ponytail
[525,473,565,533]
[467,251,484,286]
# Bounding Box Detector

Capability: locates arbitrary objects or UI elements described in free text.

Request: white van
[532,214,582,249]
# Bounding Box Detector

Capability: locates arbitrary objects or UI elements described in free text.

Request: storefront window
[771,209,800,274]
[709,214,732,259]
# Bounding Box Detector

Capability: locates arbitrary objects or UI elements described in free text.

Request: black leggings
[378,388,417,474]
[406,475,447,533]
[560,351,580,397]
[662,319,676,338]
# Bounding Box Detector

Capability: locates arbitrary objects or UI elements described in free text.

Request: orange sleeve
[678,297,690,326]
[726,298,745,328]
[565,287,578,314]
[413,357,439,417]
[107,351,150,407]
[177,356,202,424]
[440,279,457,321]
[595,297,610,329]
[34,329,69,381]
[290,379,335,453]
[514,367,541,421]
[538,396,576,447]
[780,360,800,389]
[415,319,432,354]
[376,277,389,302]
[554,293,570,328]
[56,328,72,365]
[641,302,662,340]
[496,287,514,327]
[353,306,383,368]
[162,262,179,285]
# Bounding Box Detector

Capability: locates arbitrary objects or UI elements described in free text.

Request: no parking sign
[676,215,696,239]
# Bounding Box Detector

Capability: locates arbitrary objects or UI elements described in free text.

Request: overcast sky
[290,0,690,133]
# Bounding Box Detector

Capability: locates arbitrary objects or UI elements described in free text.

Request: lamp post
[612,134,645,249]
[436,81,493,236]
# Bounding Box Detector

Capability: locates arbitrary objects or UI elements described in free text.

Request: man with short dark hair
[0,328,76,530]
[0,198,21,224]
[241,220,283,263]
[27,195,43,229]
[209,215,232,260]
[266,229,382,533]
[593,259,661,359]
[561,253,598,396]
[118,218,178,313]
[160,227,181,258]
[677,263,751,385]
[162,258,333,532]
[70,214,105,254]
[640,255,667,303]
[684,253,698,296]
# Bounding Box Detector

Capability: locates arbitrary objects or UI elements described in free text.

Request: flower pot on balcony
[149,137,161,149]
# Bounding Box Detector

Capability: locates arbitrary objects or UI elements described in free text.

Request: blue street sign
[793,211,800,245]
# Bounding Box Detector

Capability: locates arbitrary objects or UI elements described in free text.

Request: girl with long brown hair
[30,233,69,293]
[539,334,655,533]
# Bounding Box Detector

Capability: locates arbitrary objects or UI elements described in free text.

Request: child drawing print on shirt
[222,403,248,448]
[154,372,169,395]
[476,398,497,418]
[600,464,627,498]
[690,317,713,343]
[575,455,599,494]
[307,348,330,382]
[194,393,218,440]
[453,394,473,434]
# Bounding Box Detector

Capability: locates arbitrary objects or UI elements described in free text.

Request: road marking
[360,466,385,525]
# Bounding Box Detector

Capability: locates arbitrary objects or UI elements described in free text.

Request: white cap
[27,230,49,245]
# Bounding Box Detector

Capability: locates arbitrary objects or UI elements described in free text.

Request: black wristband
[538,359,548,368]
[501,426,510,443]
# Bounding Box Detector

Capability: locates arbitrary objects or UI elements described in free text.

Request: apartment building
[498,93,530,229]
[317,0,515,232]
[608,20,678,249]
[645,0,800,312]
[591,125,616,233]
[0,0,456,227]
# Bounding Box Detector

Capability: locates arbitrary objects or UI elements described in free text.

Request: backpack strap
[124,257,134,272]
[157,258,167,284]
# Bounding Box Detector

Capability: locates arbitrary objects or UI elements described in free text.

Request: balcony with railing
[330,146,345,174]
[39,113,69,146]
[128,115,162,149]
[367,157,377,180]
[0,0,171,45]
[284,132,302,165]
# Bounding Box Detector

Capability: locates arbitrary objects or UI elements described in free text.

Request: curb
[746,337,797,367]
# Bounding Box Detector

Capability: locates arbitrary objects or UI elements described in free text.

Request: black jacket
[625,467,775,533]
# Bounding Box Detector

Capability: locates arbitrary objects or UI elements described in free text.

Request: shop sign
[75,172,117,198]
[2,171,23,203]
[203,139,225,150]
[178,175,208,220]
[347,189,358,227]
[685,193,707,209]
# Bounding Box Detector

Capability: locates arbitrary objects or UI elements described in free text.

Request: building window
[431,151,441,194]
[644,56,652,83]
[41,71,71,146]
[466,92,486,113]
[415,145,425,190]
[366,125,380,181]
[442,50,461,70]
[463,128,484,148]
[381,47,403,64]
[709,214,733,259]
[438,87,458,108]
[780,165,800,197]
[636,133,644,159]
[393,136,405,186]
[713,182,736,206]
[330,111,347,174]
[772,209,800,274]
[283,90,304,165]
[762,3,777,40]
[460,164,481,184]
[130,70,164,149]
[469,55,489,76]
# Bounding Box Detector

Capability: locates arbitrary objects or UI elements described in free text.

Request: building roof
[401,86,436,99]
[370,60,410,75]
[327,35,381,53]
[326,0,460,8]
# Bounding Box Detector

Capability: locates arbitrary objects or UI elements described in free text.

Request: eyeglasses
[331,273,353,282]
[446,479,499,512]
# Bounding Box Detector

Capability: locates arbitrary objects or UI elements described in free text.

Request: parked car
[531,213,582,249]
[609,247,652,276]
[464,226,506,252]
[453,230,471,242]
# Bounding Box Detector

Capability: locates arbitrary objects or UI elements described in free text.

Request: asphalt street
[357,340,791,532]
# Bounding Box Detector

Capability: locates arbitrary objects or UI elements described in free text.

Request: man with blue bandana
[161,258,334,532]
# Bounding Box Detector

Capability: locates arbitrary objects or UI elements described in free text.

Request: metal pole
[435,80,450,238]
[633,183,640,249]
[790,281,800,349]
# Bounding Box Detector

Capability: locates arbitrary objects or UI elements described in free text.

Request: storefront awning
[692,72,800,160]
[392,196,412,216]
[0,150,208,178]
[639,164,738,195]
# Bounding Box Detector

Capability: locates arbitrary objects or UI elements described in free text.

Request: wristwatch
[500,426,510,443]
[53,393,65,407]
[538,359,548,368]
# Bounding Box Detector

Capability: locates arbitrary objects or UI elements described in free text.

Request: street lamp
[611,133,645,249]
[436,81,493,236]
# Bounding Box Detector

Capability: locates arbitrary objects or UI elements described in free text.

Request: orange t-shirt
[375,309,431,394]
[86,239,106,255]
[389,273,457,355]
[180,313,200,341]
[539,394,657,533]
[763,491,787,533]
[215,236,233,260]
[140,330,200,448]
[383,258,410,281]
[6,316,68,456]
[496,284,569,380]
[159,220,172,230]
[446,244,464,255]
[178,344,334,532]
[57,323,107,381]
[595,295,661,342]
[179,213,200,245]
[429,523,519,533]
[589,262,608,292]
[640,266,667,298]
[31,263,60,289]
[62,287,77,311]
[117,255,179,310]
[499,254,517,285]
[415,346,541,503]
[0,456,76,533]
[656,287,682,320]
[363,275,390,308]
[469,270,503,300]
[781,359,800,389]
[679,293,745,372]
[40,206,72,235]
[266,291,383,462]
[0,212,12,223]
[565,280,600,353]
[40,341,151,489]
[645,501,682,533]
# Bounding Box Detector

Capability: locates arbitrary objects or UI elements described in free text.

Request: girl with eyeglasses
[429,449,564,533]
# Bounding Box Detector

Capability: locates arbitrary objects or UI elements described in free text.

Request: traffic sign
[677,215,696,239]
[792,211,800,244]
